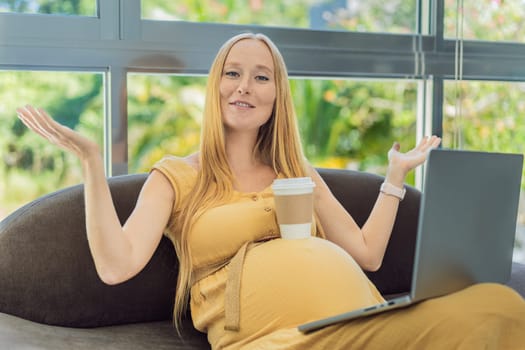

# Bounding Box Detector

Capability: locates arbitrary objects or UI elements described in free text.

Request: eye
[255,75,270,82]
[224,71,239,78]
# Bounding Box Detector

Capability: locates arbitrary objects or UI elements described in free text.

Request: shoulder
[152,153,199,175]
[150,153,199,207]
[304,163,335,200]
[305,162,322,182]
[183,152,200,172]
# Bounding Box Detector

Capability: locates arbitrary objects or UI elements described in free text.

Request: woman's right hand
[16,105,100,161]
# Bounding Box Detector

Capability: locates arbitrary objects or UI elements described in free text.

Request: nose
[237,76,250,95]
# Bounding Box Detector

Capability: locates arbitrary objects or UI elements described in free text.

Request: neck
[224,130,262,172]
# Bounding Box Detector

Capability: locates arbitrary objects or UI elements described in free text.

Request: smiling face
[219,38,277,134]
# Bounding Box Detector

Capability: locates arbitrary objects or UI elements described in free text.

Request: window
[444,0,525,43]
[142,0,417,33]
[127,73,206,173]
[127,74,417,182]
[443,80,525,154]
[0,0,97,17]
[0,70,104,220]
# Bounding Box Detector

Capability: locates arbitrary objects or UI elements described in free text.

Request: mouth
[230,100,255,108]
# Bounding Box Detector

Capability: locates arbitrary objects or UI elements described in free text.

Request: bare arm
[312,136,441,271]
[16,105,173,284]
[83,157,173,284]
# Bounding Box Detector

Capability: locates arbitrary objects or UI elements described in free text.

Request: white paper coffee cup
[272,177,315,239]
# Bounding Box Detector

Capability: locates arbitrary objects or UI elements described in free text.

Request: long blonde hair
[171,32,308,332]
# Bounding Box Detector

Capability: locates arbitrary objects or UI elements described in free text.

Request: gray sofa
[1,168,524,349]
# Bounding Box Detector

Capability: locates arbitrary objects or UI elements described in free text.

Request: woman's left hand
[386,135,441,185]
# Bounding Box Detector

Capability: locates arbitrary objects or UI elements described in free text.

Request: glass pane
[0,71,104,221]
[443,80,525,262]
[128,74,417,182]
[127,74,207,173]
[142,0,416,34]
[444,0,525,42]
[291,78,417,181]
[0,0,97,17]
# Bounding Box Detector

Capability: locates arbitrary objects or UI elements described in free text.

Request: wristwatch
[380,182,406,201]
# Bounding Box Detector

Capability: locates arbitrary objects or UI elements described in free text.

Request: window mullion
[99,0,120,40]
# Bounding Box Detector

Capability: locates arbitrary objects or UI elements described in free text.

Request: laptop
[298,148,524,333]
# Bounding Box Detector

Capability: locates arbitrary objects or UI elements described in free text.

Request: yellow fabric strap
[192,261,228,287]
[191,235,280,332]
[223,235,281,331]
[224,241,251,331]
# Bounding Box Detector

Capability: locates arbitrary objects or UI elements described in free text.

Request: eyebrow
[224,62,274,74]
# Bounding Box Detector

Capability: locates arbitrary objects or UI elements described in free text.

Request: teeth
[234,102,251,108]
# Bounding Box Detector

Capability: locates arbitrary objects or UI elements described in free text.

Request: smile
[230,101,255,108]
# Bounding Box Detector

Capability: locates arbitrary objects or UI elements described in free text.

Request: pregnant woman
[16,32,525,349]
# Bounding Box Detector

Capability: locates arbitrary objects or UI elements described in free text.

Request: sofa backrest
[0,169,421,328]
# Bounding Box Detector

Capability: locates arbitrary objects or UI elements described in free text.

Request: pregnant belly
[238,237,384,335]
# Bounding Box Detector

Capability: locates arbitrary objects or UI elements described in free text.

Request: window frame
[1,0,524,177]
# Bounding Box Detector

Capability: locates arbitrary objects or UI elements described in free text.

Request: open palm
[388,136,441,175]
[16,105,100,160]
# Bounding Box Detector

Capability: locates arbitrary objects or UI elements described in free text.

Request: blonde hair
[171,32,308,332]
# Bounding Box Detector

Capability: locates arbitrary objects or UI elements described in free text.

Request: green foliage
[320,0,416,33]
[142,0,414,33]
[291,79,417,173]
[0,0,96,16]
[127,74,206,172]
[142,0,310,27]
[0,71,103,218]
[443,81,525,183]
[444,0,525,42]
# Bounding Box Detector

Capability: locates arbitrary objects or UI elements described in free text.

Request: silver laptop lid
[411,149,523,302]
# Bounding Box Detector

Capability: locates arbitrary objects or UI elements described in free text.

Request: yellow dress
[153,156,525,350]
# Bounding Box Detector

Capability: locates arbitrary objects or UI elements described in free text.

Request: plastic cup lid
[271,177,315,191]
